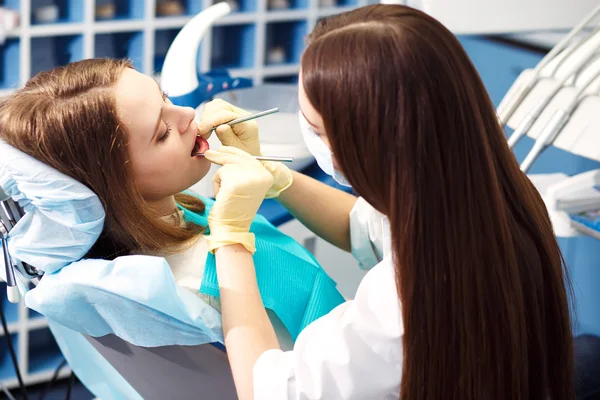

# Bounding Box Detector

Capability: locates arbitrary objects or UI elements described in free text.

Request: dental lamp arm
[520,66,600,172]
[276,170,357,253]
[497,3,600,125]
[520,109,570,173]
[507,31,600,149]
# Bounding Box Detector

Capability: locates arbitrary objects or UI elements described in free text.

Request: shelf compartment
[28,327,64,375]
[264,20,307,66]
[31,0,84,24]
[212,0,256,13]
[95,31,144,71]
[30,34,84,77]
[28,307,45,320]
[266,0,307,11]
[211,24,255,70]
[95,0,145,21]
[155,0,201,18]
[154,27,201,74]
[263,74,298,84]
[0,38,20,90]
[0,333,18,382]
[317,0,357,8]
[3,0,20,11]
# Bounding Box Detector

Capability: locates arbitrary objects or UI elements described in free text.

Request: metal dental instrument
[193,153,295,162]
[497,4,600,127]
[507,41,600,149]
[194,107,294,162]
[199,107,280,135]
[519,68,600,173]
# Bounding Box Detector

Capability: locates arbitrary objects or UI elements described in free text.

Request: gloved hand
[197,99,293,198]
[262,161,293,199]
[197,98,261,156]
[202,146,274,254]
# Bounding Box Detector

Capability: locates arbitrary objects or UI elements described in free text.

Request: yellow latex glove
[262,161,293,199]
[197,99,293,198]
[197,98,261,156]
[203,146,274,254]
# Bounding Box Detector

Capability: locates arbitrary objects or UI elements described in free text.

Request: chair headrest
[0,140,105,274]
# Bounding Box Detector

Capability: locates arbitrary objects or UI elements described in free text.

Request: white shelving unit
[0,0,373,98]
[0,0,372,392]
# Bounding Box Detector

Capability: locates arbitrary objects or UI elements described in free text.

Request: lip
[193,137,209,156]
[191,124,210,157]
[189,120,199,153]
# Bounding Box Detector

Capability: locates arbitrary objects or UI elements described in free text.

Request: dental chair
[0,7,245,399]
[1,133,343,400]
[83,335,236,399]
[0,5,345,399]
[0,144,239,400]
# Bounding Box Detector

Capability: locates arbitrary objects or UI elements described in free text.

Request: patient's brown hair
[0,58,205,259]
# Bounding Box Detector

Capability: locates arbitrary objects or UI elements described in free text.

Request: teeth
[192,142,200,155]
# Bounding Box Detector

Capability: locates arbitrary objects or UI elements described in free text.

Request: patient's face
[114,69,211,210]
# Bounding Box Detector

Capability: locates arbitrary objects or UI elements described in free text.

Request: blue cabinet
[0,39,20,90]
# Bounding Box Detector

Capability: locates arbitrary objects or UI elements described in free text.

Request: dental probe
[199,107,280,135]
[195,107,293,162]
[192,153,294,162]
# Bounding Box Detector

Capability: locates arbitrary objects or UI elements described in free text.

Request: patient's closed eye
[158,122,172,142]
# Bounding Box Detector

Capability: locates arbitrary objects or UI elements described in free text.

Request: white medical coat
[253,197,404,399]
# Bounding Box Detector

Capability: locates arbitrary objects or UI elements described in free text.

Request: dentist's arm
[275,170,356,252]
[215,244,278,400]
[203,147,281,400]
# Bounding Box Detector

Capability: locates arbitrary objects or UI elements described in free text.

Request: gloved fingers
[211,162,269,197]
[227,102,253,117]
[203,98,251,116]
[197,109,239,137]
[212,179,221,197]
[234,119,259,142]
[210,163,230,195]
[197,99,252,133]
[198,130,213,141]
[218,146,267,168]
[204,146,260,167]
[214,124,240,149]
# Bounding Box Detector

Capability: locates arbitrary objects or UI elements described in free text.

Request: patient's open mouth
[192,137,209,157]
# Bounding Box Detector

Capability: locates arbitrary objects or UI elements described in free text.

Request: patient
[0,58,312,348]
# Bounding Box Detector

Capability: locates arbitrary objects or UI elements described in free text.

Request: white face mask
[298,111,351,187]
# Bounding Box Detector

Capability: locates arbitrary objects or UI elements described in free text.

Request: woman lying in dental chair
[0,58,344,352]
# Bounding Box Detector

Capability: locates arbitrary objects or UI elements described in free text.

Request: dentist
[198,4,575,400]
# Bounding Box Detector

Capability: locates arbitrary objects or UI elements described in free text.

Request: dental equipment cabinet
[1,0,600,397]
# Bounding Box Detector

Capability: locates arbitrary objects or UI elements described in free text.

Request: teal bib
[179,196,345,341]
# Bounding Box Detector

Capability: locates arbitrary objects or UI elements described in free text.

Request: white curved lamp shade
[161,2,232,98]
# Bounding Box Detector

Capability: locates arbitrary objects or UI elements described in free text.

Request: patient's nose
[177,106,196,133]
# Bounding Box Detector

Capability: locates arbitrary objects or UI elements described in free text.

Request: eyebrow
[149,79,164,143]
[301,110,321,131]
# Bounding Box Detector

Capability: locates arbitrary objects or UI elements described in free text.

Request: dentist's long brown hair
[302,4,574,399]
